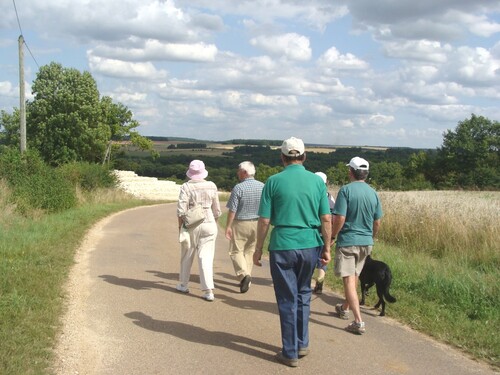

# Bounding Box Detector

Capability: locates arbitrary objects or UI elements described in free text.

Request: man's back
[333,181,382,247]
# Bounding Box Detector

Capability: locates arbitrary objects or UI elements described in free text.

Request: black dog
[359,255,396,316]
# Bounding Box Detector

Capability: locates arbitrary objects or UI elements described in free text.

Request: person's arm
[319,213,332,265]
[373,218,381,239]
[331,214,346,239]
[225,211,236,240]
[253,217,270,266]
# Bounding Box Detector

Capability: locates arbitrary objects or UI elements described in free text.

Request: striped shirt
[226,178,264,220]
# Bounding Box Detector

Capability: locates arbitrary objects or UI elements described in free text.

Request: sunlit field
[378,190,500,268]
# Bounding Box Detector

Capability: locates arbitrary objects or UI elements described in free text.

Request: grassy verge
[0,191,149,375]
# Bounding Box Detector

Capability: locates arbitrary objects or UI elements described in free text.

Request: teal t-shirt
[258,164,331,250]
[333,181,383,247]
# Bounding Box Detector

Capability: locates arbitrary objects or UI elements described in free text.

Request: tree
[27,62,106,165]
[1,62,154,166]
[99,96,156,164]
[0,109,21,146]
[436,114,499,188]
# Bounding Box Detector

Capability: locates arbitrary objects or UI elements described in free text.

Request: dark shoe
[335,303,350,320]
[275,352,298,367]
[313,280,323,294]
[298,347,310,358]
[240,275,252,293]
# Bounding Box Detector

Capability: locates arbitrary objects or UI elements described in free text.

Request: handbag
[184,204,205,229]
[183,183,205,229]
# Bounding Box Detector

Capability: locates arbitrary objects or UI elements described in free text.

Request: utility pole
[19,35,26,153]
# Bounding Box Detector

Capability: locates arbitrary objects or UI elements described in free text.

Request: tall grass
[378,191,500,268]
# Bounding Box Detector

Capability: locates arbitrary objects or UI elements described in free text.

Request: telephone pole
[19,35,26,153]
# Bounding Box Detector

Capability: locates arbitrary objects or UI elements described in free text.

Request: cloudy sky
[1,0,499,149]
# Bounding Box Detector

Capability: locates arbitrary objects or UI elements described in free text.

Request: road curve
[52,203,497,375]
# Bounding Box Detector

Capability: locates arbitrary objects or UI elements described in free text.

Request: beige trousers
[228,220,258,281]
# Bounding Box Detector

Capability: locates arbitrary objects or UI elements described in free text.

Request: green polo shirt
[258,164,331,250]
[333,181,383,247]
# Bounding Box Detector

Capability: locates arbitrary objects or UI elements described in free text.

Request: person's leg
[296,247,318,351]
[342,275,362,323]
[197,222,217,292]
[228,221,247,281]
[270,250,298,360]
[242,221,257,277]
[179,236,195,288]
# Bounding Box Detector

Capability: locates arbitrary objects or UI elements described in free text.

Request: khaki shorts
[334,246,373,277]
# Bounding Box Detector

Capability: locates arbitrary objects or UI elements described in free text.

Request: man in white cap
[254,137,332,367]
[331,156,383,334]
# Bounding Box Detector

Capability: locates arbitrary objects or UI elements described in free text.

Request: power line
[12,0,40,69]
[12,0,23,35]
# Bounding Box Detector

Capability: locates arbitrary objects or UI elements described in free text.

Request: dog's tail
[384,269,397,303]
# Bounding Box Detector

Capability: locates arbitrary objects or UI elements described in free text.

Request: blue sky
[1,0,499,149]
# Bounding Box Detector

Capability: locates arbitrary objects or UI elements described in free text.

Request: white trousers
[179,221,217,291]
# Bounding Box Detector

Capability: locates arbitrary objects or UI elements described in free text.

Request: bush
[0,148,77,214]
[58,162,117,191]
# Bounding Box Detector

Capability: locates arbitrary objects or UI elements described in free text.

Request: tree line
[115,114,499,192]
[0,62,498,192]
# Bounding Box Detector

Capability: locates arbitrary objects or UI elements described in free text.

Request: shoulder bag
[183,183,205,229]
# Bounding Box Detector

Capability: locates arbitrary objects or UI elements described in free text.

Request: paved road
[53,203,497,375]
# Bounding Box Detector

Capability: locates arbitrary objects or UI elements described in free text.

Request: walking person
[312,172,335,294]
[225,161,264,293]
[176,160,221,302]
[253,137,332,367]
[331,157,383,334]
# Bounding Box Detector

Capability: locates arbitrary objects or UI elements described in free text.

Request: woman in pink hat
[176,160,221,301]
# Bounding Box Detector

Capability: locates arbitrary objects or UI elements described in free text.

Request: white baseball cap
[281,137,305,156]
[315,172,327,184]
[347,156,369,171]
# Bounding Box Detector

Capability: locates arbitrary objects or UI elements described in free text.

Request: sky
[1,0,499,149]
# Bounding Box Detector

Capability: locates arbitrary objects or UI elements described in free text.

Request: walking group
[176,136,383,368]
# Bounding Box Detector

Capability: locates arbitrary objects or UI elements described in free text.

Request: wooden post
[19,35,26,153]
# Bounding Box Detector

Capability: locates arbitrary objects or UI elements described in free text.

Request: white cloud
[317,47,369,71]
[383,40,451,63]
[88,54,167,79]
[91,40,217,62]
[250,33,311,61]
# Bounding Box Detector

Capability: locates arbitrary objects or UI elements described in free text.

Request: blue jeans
[270,247,319,359]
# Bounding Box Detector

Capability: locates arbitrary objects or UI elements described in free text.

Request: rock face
[114,170,181,201]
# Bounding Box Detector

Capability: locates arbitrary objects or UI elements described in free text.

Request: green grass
[0,196,147,375]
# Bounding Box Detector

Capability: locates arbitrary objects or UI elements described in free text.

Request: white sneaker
[176,284,189,293]
[202,292,215,302]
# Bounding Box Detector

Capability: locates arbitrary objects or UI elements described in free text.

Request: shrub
[58,162,117,191]
[0,148,77,214]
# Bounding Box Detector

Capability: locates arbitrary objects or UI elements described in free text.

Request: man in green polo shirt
[254,136,332,368]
